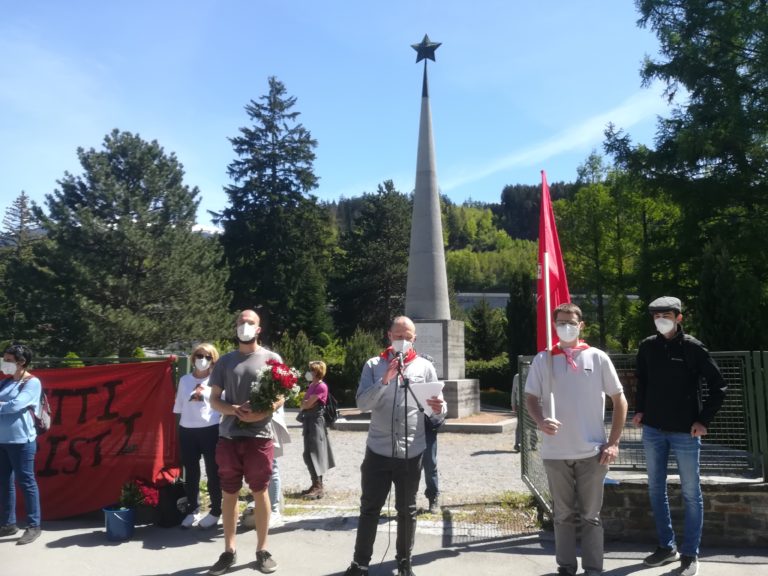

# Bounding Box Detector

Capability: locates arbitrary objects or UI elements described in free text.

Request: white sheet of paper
[407,380,444,416]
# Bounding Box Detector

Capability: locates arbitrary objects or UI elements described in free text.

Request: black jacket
[635,326,727,432]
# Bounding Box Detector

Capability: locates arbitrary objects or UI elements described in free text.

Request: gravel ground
[276,413,528,512]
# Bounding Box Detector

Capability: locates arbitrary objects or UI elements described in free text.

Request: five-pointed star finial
[411,34,441,63]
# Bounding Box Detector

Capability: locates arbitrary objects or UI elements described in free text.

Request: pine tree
[505,270,536,371]
[7,129,231,356]
[0,191,41,339]
[330,181,411,338]
[217,77,333,341]
[465,298,506,361]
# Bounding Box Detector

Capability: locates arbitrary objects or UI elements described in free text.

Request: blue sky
[0,1,667,228]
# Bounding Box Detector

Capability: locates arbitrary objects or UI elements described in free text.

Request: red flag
[536,170,570,352]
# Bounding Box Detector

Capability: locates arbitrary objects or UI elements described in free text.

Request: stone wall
[602,478,768,547]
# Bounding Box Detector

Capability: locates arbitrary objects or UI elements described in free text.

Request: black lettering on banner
[37,435,67,477]
[97,379,122,421]
[62,430,111,474]
[117,412,142,455]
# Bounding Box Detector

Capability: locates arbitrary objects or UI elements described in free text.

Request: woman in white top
[173,343,222,529]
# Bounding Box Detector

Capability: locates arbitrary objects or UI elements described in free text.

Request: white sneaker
[198,513,221,529]
[181,509,202,528]
[268,511,282,528]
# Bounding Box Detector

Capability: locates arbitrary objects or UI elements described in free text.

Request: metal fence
[519,351,768,515]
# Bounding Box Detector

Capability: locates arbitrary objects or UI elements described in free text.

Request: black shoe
[0,524,19,537]
[513,444,520,452]
[644,546,680,567]
[255,549,277,574]
[677,555,698,576]
[556,567,576,576]
[397,558,415,576]
[427,498,439,514]
[208,551,236,575]
[16,526,41,545]
[343,562,368,576]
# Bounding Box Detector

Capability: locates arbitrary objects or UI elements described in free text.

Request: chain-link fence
[518,351,766,515]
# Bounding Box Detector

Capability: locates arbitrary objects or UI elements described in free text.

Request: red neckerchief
[551,341,590,371]
[380,346,418,364]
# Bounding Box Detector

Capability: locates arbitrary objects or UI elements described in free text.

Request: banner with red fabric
[536,170,571,352]
[28,360,180,520]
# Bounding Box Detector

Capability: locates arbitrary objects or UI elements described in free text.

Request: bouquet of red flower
[246,359,301,414]
[120,478,160,509]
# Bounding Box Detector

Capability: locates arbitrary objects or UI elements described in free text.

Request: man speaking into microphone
[343,316,447,576]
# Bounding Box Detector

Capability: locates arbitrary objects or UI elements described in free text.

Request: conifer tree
[217,77,333,341]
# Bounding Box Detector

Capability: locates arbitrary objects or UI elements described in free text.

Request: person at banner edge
[207,310,280,575]
[524,303,627,576]
[173,342,222,529]
[633,296,727,575]
[0,343,43,545]
[343,316,447,576]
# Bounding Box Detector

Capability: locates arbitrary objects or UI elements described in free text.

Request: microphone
[395,350,404,371]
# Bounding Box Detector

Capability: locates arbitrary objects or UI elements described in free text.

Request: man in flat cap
[633,297,727,576]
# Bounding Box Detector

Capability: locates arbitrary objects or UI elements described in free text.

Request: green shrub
[466,352,513,391]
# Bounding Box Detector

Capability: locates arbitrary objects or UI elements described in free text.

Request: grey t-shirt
[209,347,282,439]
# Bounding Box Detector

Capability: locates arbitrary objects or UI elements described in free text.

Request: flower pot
[103,506,135,541]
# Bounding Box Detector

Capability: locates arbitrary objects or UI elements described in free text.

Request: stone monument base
[442,379,480,419]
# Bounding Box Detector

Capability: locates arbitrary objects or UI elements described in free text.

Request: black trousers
[178,424,222,516]
[353,448,423,567]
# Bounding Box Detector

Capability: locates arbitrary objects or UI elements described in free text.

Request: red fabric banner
[537,170,571,352]
[28,360,179,520]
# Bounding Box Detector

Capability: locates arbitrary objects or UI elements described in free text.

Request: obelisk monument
[405,35,479,417]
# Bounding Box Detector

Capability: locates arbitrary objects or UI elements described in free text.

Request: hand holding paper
[407,380,444,416]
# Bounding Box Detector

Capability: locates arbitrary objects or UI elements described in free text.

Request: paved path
[2,415,766,575]
[278,414,527,511]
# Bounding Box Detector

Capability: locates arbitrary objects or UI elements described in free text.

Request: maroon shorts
[215,437,274,494]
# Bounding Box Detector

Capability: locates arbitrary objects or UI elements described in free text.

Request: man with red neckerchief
[343,316,446,576]
[525,303,628,576]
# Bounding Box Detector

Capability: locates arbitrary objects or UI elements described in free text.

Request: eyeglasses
[194,354,213,361]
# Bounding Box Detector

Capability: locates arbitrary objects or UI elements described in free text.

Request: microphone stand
[395,353,425,571]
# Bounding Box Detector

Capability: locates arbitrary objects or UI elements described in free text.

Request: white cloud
[440,84,668,191]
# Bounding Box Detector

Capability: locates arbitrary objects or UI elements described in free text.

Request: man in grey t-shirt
[208,310,281,575]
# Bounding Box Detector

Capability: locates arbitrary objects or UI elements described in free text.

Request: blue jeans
[422,424,439,501]
[268,458,280,513]
[642,425,703,557]
[0,441,41,527]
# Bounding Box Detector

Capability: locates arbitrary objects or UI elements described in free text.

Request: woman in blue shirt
[0,343,42,545]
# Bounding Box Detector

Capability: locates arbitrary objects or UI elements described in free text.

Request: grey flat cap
[648,296,682,313]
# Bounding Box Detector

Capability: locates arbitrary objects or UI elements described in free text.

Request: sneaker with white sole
[208,551,236,575]
[181,509,202,529]
[255,549,277,573]
[677,555,698,576]
[644,546,680,567]
[198,513,221,529]
[268,511,282,528]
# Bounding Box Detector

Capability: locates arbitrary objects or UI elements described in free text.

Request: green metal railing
[519,351,768,515]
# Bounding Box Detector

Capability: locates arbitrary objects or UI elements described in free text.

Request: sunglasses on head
[194,353,213,361]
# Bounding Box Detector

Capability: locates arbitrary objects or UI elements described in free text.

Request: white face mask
[194,357,211,372]
[555,323,580,345]
[654,318,676,335]
[392,339,413,354]
[304,371,313,382]
[1,360,18,376]
[237,323,257,342]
